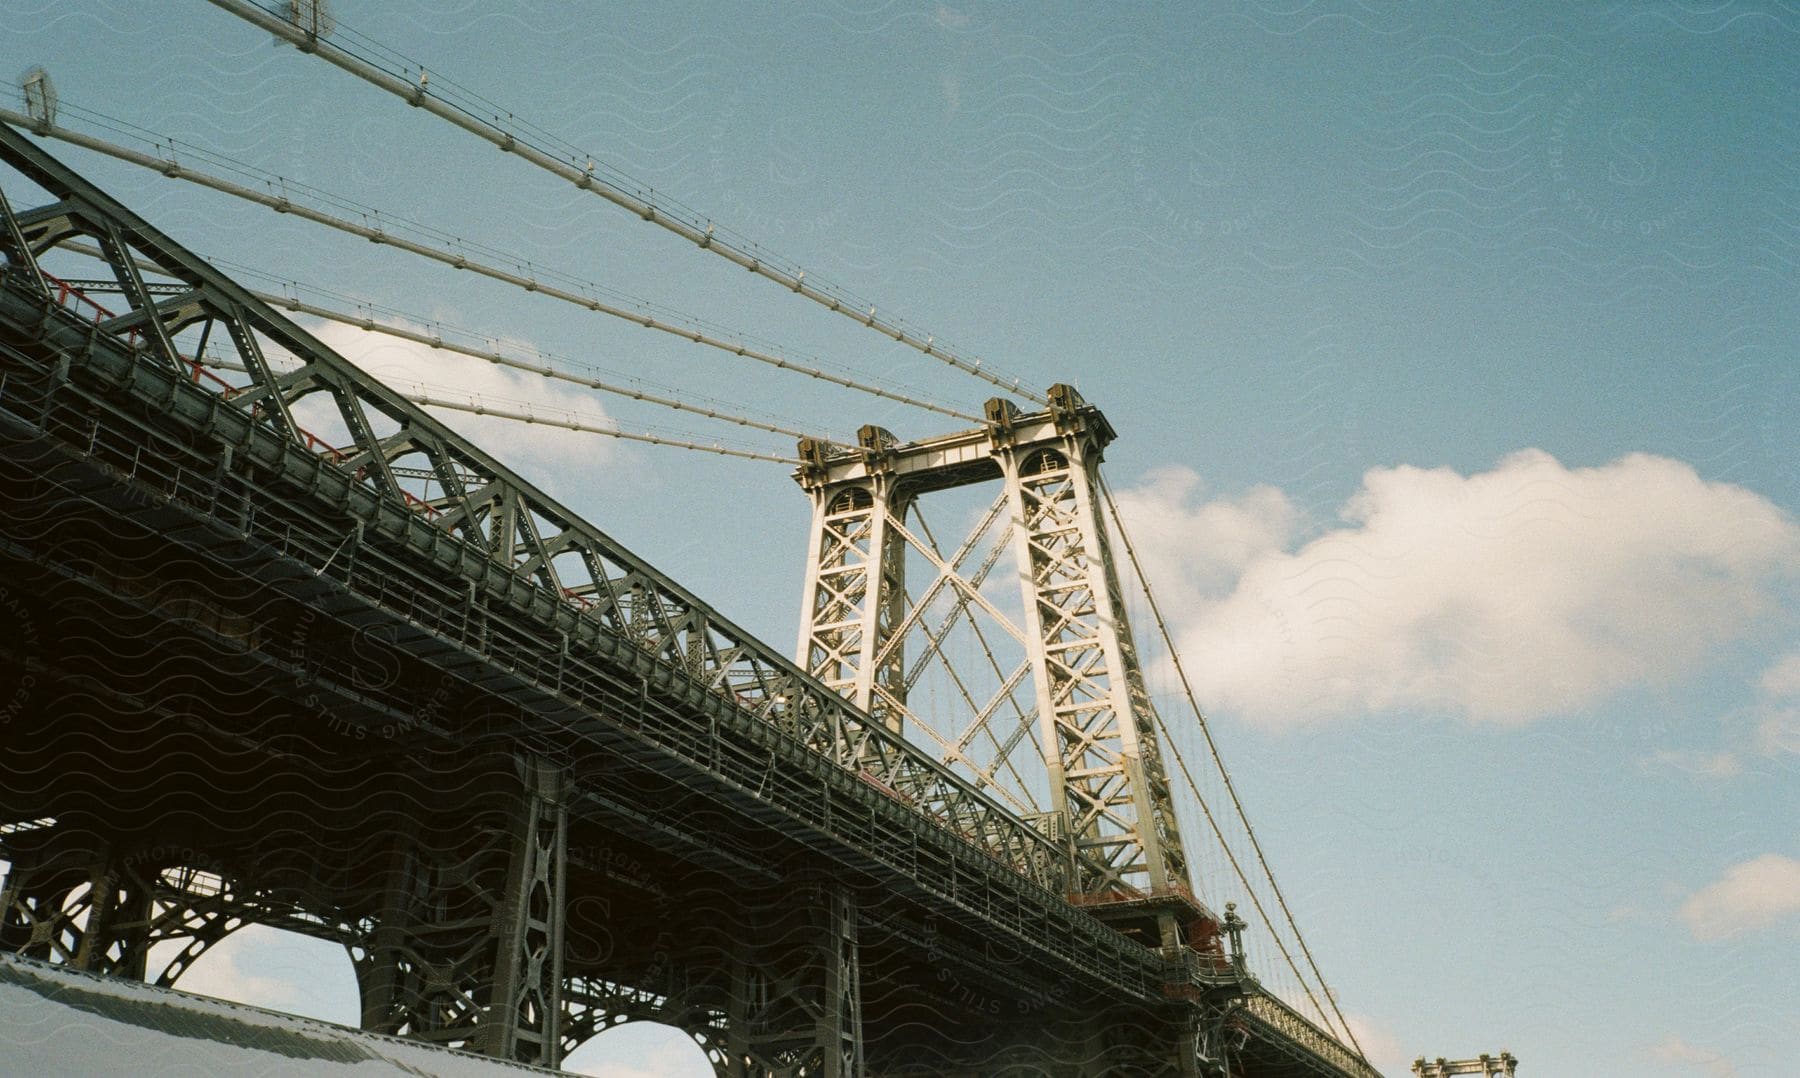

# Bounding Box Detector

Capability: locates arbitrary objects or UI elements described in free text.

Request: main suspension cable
[201,0,1044,405]
[49,236,843,448]
[238,279,842,447]
[402,387,797,464]
[190,354,794,464]
[265,295,838,447]
[1098,476,1369,1061]
[0,106,977,423]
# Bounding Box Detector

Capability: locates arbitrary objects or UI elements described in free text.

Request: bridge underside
[0,124,1372,1078]
[0,333,1214,1076]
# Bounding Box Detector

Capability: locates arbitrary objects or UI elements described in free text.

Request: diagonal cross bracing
[0,116,1375,1078]
[791,386,1192,903]
[0,120,1071,899]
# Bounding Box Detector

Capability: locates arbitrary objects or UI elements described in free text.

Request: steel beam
[0,124,1377,1078]
[794,386,1192,907]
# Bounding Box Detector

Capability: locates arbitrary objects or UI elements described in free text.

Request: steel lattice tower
[795,386,1198,950]
[1412,1054,1518,1078]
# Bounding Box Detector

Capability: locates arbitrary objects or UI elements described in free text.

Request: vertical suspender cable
[1099,475,1370,1064]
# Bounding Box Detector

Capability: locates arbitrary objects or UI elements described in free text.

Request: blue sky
[6,1,1797,1075]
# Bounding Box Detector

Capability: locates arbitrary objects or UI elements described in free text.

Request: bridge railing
[3,127,1376,1072]
[1240,987,1382,1078]
[6,263,1189,1009]
[0,122,1076,901]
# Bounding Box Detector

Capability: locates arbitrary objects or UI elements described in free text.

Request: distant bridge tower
[1412,1053,1518,1077]
[794,385,1200,951]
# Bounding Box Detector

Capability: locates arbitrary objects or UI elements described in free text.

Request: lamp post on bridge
[1223,902,1247,972]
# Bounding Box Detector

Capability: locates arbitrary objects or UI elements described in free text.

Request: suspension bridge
[0,4,1441,1074]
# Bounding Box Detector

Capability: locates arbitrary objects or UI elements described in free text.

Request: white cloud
[1757,703,1800,756]
[1755,647,1800,756]
[300,317,622,491]
[1110,466,1299,609]
[1760,650,1800,698]
[1116,450,1800,726]
[1639,749,1743,780]
[940,70,962,114]
[563,1022,713,1078]
[1638,646,1800,776]
[152,924,357,1023]
[171,945,294,1010]
[933,5,971,30]
[1678,853,1800,941]
[1341,1012,1408,1075]
[1646,1035,1737,1077]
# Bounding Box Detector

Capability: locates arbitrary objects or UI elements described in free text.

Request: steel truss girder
[0,832,356,990]
[0,276,1127,1007]
[0,120,1065,896]
[554,884,864,1078]
[352,755,567,1064]
[0,124,1375,1078]
[722,884,864,1078]
[0,760,569,1068]
[0,839,155,978]
[875,507,1047,813]
[560,971,730,1069]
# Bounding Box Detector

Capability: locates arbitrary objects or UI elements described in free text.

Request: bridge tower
[1412,1053,1519,1077]
[2,104,1375,1078]
[795,385,1199,952]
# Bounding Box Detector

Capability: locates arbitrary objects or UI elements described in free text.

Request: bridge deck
[0,124,1375,1078]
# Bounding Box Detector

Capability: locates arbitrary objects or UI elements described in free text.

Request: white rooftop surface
[0,954,566,1077]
